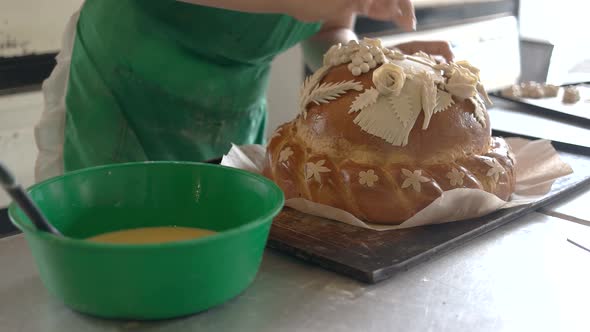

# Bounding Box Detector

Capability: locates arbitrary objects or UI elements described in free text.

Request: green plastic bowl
[9,162,284,320]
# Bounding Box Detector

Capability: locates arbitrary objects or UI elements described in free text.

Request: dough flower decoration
[446,168,465,187]
[401,169,430,193]
[305,160,331,184]
[445,63,478,99]
[484,159,505,183]
[372,63,407,96]
[359,169,379,187]
[278,147,293,163]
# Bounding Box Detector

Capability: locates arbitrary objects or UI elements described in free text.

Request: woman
[35,0,452,181]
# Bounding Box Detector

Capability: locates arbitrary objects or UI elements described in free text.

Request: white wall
[0,0,82,57]
[1,1,81,207]
[266,45,304,138]
[0,92,43,207]
[519,0,590,83]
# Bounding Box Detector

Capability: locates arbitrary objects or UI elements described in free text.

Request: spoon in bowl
[0,162,62,236]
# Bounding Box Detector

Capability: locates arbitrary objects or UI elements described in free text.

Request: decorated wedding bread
[263,38,516,225]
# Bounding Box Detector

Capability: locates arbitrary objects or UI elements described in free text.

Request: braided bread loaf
[263,39,516,225]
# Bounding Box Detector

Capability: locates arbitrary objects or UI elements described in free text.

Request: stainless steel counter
[2,207,590,332]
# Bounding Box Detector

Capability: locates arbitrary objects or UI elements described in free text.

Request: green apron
[63,0,320,172]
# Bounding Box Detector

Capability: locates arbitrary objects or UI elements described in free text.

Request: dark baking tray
[266,140,590,284]
[491,84,590,124]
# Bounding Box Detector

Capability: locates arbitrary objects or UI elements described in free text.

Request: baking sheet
[266,148,590,283]
[492,84,590,123]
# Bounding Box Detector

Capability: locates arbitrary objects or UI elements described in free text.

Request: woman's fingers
[391,0,416,31]
[363,0,416,31]
[429,41,454,63]
[352,0,375,16]
[287,0,416,28]
[395,40,455,63]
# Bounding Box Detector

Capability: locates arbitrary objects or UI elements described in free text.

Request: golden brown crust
[263,63,516,225]
[299,65,492,165]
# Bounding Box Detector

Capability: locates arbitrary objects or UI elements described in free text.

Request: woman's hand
[362,0,416,31]
[394,40,454,63]
[303,2,458,71]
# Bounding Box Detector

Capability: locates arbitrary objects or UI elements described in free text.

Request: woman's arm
[301,0,417,71]
[395,40,454,63]
[302,13,358,71]
[178,0,373,22]
[177,0,285,15]
[179,0,453,68]
[302,16,454,71]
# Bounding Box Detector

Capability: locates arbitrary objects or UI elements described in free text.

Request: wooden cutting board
[267,150,590,283]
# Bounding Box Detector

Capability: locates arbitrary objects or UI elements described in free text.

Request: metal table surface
[2,210,590,332]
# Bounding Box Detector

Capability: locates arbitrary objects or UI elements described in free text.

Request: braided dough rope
[264,121,515,225]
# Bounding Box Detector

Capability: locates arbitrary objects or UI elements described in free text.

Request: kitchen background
[0,0,588,209]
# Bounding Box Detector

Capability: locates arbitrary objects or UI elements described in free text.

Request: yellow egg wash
[86,226,216,244]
